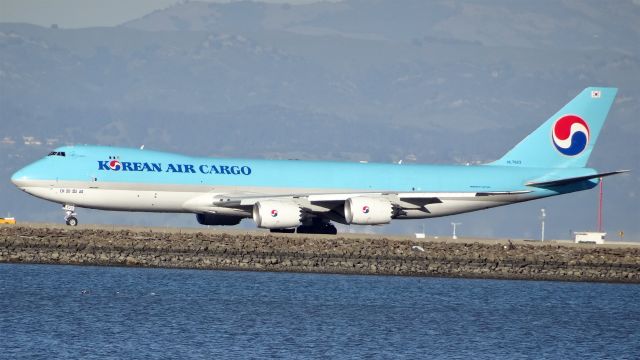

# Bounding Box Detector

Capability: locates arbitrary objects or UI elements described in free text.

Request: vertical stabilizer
[490,87,617,168]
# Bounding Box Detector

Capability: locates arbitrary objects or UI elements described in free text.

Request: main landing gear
[296,220,338,235]
[269,218,338,235]
[63,204,78,226]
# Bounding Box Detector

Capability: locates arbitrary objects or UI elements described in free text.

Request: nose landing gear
[63,205,78,226]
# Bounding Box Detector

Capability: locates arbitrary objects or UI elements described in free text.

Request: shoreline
[1,224,639,283]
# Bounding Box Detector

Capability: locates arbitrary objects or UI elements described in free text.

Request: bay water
[1,264,638,359]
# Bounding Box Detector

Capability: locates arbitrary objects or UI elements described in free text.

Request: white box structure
[574,232,606,244]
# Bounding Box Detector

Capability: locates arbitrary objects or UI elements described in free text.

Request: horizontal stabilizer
[526,170,630,187]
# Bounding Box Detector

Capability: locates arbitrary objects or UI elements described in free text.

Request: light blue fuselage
[11,145,597,218]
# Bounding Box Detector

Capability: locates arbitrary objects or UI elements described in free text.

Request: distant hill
[1,0,638,239]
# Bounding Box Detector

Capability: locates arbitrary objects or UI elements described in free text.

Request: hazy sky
[0,0,338,28]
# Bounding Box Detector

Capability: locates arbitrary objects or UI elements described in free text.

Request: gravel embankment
[1,225,639,283]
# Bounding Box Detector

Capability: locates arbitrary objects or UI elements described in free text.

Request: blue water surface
[1,264,638,359]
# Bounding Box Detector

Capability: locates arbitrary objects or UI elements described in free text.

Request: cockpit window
[47,151,66,157]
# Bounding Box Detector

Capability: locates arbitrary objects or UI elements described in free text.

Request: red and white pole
[598,177,603,232]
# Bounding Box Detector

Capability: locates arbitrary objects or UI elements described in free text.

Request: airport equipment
[575,232,606,244]
[451,222,461,240]
[540,208,546,242]
[598,177,604,232]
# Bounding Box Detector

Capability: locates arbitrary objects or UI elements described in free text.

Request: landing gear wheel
[296,222,337,235]
[63,205,78,226]
[322,224,338,235]
[270,228,295,234]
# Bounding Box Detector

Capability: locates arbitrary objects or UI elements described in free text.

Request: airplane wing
[186,168,627,227]
[184,189,534,229]
[207,190,532,210]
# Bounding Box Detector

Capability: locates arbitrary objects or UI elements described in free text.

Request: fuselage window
[47,151,66,157]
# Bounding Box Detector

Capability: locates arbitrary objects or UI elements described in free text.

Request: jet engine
[196,213,243,226]
[253,200,303,229]
[344,197,393,225]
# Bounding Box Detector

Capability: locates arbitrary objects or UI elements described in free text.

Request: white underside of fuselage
[15,179,539,220]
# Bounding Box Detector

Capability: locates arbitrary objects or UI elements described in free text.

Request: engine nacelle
[253,200,302,229]
[196,213,243,226]
[344,197,393,225]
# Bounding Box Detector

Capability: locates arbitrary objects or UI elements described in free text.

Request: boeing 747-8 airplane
[11,87,628,234]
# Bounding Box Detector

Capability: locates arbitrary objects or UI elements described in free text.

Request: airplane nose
[11,169,22,186]
[12,158,51,189]
[11,167,30,187]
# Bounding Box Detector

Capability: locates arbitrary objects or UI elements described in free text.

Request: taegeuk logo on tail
[551,115,590,156]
